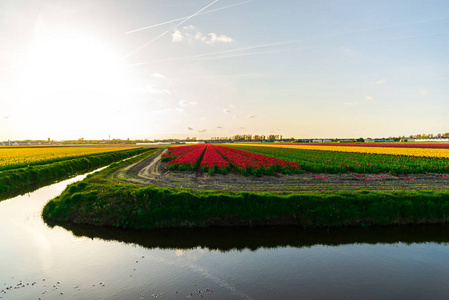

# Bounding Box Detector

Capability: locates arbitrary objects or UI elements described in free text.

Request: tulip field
[229,144,449,174]
[164,143,449,175]
[0,146,138,171]
[165,144,302,175]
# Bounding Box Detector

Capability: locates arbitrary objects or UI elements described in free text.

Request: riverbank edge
[0,147,153,198]
[42,154,449,229]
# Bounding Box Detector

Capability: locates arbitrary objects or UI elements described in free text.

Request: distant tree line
[408,133,449,139]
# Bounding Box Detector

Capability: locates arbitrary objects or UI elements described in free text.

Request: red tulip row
[200,145,230,175]
[161,144,203,162]
[213,145,302,176]
[168,145,207,171]
[292,143,449,149]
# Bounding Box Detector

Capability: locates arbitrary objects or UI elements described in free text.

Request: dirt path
[112,151,449,192]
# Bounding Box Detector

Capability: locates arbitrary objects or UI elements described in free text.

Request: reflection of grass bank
[43,155,449,229]
[0,148,153,198]
[45,222,449,252]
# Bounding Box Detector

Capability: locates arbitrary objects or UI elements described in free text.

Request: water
[1,171,449,299]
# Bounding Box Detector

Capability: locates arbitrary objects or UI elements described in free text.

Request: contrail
[127,15,449,64]
[122,30,170,60]
[174,0,220,29]
[122,0,220,60]
[126,0,254,34]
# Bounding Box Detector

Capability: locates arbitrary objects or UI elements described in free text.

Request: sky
[1,0,448,140]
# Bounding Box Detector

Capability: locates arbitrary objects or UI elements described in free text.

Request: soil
[110,150,449,193]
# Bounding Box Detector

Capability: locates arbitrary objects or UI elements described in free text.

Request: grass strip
[43,166,449,229]
[0,148,152,198]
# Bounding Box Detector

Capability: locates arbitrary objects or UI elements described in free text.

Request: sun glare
[20,33,125,97]
[13,30,140,139]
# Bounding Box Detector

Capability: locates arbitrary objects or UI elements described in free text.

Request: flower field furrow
[214,145,302,176]
[234,143,449,158]
[168,145,206,171]
[200,145,229,175]
[221,146,300,172]
[229,144,449,174]
[161,144,202,162]
[0,146,137,171]
[301,143,449,149]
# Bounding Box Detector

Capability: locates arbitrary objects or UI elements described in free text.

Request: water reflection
[46,221,449,252]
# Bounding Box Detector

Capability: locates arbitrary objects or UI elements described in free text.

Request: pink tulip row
[291,143,449,149]
[161,144,204,162]
[164,144,302,175]
[200,145,230,175]
[167,144,207,171]
[213,145,301,175]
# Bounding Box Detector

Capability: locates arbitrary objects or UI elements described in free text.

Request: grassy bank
[0,147,153,198]
[43,159,449,229]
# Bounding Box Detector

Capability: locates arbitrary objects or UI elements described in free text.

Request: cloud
[172,27,234,45]
[223,109,231,113]
[2,114,11,119]
[419,89,428,96]
[207,33,233,44]
[179,100,199,106]
[216,126,223,129]
[229,104,237,109]
[144,85,170,95]
[239,127,245,129]
[151,73,166,79]
[369,79,387,85]
[172,30,184,42]
[339,46,356,55]
[343,101,360,107]
[246,114,255,118]
[198,129,207,133]
[187,127,194,130]
[366,96,373,100]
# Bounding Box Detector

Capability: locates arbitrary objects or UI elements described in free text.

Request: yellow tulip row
[232,144,449,158]
[0,146,137,169]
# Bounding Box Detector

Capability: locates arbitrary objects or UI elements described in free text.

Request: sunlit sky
[1,0,448,140]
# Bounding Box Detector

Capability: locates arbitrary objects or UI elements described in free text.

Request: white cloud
[246,114,255,118]
[229,104,237,109]
[369,79,387,85]
[198,129,207,133]
[339,46,355,55]
[179,100,198,106]
[419,89,428,96]
[207,33,233,45]
[151,73,166,79]
[216,126,223,129]
[172,27,234,45]
[343,101,360,106]
[172,30,184,42]
[187,127,194,130]
[145,85,170,95]
[366,96,373,100]
[194,32,207,42]
[223,109,231,113]
[2,114,11,119]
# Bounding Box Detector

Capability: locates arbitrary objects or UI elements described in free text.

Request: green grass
[43,158,449,229]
